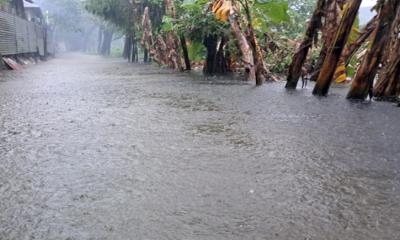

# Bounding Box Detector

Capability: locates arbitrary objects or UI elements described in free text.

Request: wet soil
[1,53,399,240]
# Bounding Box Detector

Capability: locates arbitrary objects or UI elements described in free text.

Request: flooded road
[1,53,399,240]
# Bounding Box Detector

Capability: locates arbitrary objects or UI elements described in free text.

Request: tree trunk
[128,32,137,62]
[310,0,341,82]
[164,0,183,70]
[236,0,269,86]
[285,0,325,88]
[203,35,229,75]
[313,0,362,96]
[154,35,169,64]
[144,48,149,62]
[97,26,103,54]
[242,1,268,85]
[180,35,191,71]
[247,20,268,85]
[101,30,113,56]
[216,37,229,73]
[331,15,377,83]
[130,36,134,62]
[322,0,341,46]
[341,16,377,66]
[377,61,400,99]
[141,7,158,63]
[123,35,132,60]
[141,7,176,67]
[347,0,400,100]
[229,12,255,81]
[203,35,217,75]
[373,4,400,99]
[133,38,139,62]
[165,34,182,69]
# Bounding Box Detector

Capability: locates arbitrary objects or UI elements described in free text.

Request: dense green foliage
[80,0,317,65]
[32,0,316,68]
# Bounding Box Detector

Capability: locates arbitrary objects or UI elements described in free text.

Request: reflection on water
[0,54,399,240]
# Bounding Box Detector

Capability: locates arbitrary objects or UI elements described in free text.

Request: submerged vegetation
[35,0,399,104]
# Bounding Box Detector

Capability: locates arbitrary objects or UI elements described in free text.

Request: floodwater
[0,53,399,240]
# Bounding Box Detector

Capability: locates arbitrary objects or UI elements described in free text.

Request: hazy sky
[361,0,377,7]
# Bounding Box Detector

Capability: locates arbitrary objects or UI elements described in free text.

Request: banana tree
[312,0,362,96]
[211,0,289,84]
[176,0,231,75]
[285,0,325,89]
[372,2,400,100]
[347,0,400,100]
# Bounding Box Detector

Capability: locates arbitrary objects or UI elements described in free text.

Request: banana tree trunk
[310,0,341,82]
[203,35,229,75]
[243,1,268,85]
[180,35,191,71]
[141,7,165,66]
[373,4,400,99]
[164,0,183,70]
[341,16,377,66]
[101,30,113,56]
[347,0,400,100]
[229,12,255,81]
[313,0,362,96]
[247,21,268,85]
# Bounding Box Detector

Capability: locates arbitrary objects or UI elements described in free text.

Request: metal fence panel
[0,10,50,56]
[27,22,37,53]
[0,10,17,55]
[36,26,44,56]
[15,17,29,53]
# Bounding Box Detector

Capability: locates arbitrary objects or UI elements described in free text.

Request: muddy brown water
[1,53,399,240]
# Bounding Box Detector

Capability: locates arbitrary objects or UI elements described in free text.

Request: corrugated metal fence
[0,10,54,56]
